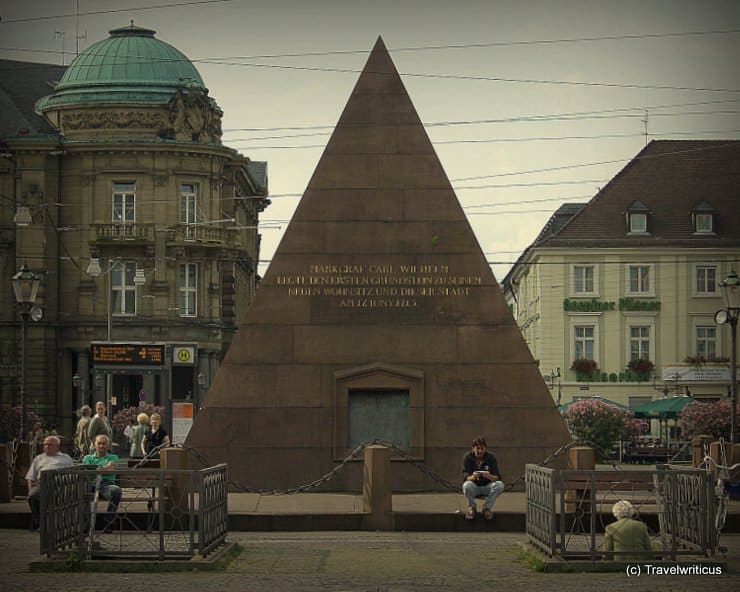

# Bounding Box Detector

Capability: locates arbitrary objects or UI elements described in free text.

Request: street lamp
[715,269,739,443]
[197,372,208,411]
[11,264,43,440]
[72,372,86,409]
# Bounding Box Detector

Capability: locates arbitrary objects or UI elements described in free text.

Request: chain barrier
[174,439,583,496]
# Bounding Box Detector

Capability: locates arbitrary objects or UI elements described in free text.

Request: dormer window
[625,200,650,235]
[692,200,715,235]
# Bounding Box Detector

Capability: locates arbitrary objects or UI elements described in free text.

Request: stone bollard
[160,447,190,517]
[0,445,10,503]
[731,443,740,468]
[362,444,393,531]
[565,446,595,513]
[691,435,715,468]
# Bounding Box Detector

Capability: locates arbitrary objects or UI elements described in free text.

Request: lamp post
[715,269,739,443]
[197,371,208,412]
[11,264,42,440]
[72,372,86,409]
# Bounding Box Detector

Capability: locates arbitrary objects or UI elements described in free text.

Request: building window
[694,213,713,234]
[625,200,650,235]
[574,325,595,360]
[695,264,717,295]
[572,265,595,294]
[692,201,715,235]
[178,263,197,316]
[696,326,717,359]
[180,183,198,238]
[628,265,651,294]
[111,261,136,315]
[629,213,647,233]
[629,326,651,360]
[112,182,135,224]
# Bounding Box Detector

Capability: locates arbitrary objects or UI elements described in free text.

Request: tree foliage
[111,404,163,436]
[0,404,40,441]
[562,399,636,458]
[677,400,736,440]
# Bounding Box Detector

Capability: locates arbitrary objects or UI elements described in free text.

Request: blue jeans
[463,480,504,510]
[96,481,122,523]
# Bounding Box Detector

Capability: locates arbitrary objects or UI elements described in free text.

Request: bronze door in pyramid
[185,37,570,492]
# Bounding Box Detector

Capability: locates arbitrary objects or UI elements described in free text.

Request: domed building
[0,25,268,445]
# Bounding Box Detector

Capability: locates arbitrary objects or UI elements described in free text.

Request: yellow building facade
[504,141,740,415]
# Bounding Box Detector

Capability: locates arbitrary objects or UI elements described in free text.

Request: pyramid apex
[372,36,387,51]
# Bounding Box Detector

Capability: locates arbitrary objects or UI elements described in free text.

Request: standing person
[82,434,121,531]
[74,405,92,459]
[143,412,170,457]
[25,435,74,530]
[603,500,652,561]
[129,413,149,459]
[461,436,505,521]
[87,401,112,450]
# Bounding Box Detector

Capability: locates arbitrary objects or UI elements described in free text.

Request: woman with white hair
[603,500,652,561]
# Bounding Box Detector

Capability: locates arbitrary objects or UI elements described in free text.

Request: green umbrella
[558,396,631,413]
[632,396,694,419]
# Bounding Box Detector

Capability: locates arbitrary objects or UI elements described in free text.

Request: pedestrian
[461,436,505,521]
[74,405,92,459]
[82,434,121,532]
[25,435,74,530]
[129,413,149,459]
[603,500,652,561]
[87,401,112,451]
[143,412,170,457]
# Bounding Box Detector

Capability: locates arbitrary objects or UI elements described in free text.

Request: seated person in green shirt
[603,500,652,561]
[82,434,121,528]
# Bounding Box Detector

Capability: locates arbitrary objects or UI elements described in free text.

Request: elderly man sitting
[25,435,74,531]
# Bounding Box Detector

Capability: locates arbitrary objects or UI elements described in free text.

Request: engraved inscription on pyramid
[185,37,570,491]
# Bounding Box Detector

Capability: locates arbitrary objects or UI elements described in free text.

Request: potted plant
[627,358,654,374]
[571,358,598,375]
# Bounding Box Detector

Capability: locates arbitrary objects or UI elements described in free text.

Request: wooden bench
[624,447,670,464]
[564,470,658,511]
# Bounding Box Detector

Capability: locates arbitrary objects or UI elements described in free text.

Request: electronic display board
[91,343,165,366]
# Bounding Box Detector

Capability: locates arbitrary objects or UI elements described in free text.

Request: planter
[627,358,654,375]
[571,359,598,375]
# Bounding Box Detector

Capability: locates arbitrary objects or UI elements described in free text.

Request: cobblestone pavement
[1,530,738,592]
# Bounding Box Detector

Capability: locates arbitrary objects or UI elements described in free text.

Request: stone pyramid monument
[185,37,570,491]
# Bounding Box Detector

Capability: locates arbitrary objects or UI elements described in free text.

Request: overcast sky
[2,0,739,279]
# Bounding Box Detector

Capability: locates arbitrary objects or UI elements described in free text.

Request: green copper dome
[37,24,206,111]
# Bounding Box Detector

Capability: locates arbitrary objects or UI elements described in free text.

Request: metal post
[106,260,113,419]
[19,309,29,440]
[731,316,737,443]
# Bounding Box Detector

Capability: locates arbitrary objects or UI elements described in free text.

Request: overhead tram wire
[1,44,739,94]
[0,0,240,23]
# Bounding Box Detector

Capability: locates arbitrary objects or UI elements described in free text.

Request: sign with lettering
[276,263,482,310]
[662,365,739,383]
[172,345,196,366]
[91,342,165,366]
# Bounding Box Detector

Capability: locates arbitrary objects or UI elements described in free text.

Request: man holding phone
[461,436,504,521]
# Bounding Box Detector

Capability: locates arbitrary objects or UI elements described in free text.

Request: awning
[632,396,694,419]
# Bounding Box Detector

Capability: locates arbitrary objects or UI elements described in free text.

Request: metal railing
[525,464,720,561]
[92,223,155,241]
[39,463,228,560]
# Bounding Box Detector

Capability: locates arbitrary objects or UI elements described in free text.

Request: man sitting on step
[461,436,504,521]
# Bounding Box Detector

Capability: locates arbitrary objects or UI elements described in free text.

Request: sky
[2,0,740,280]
